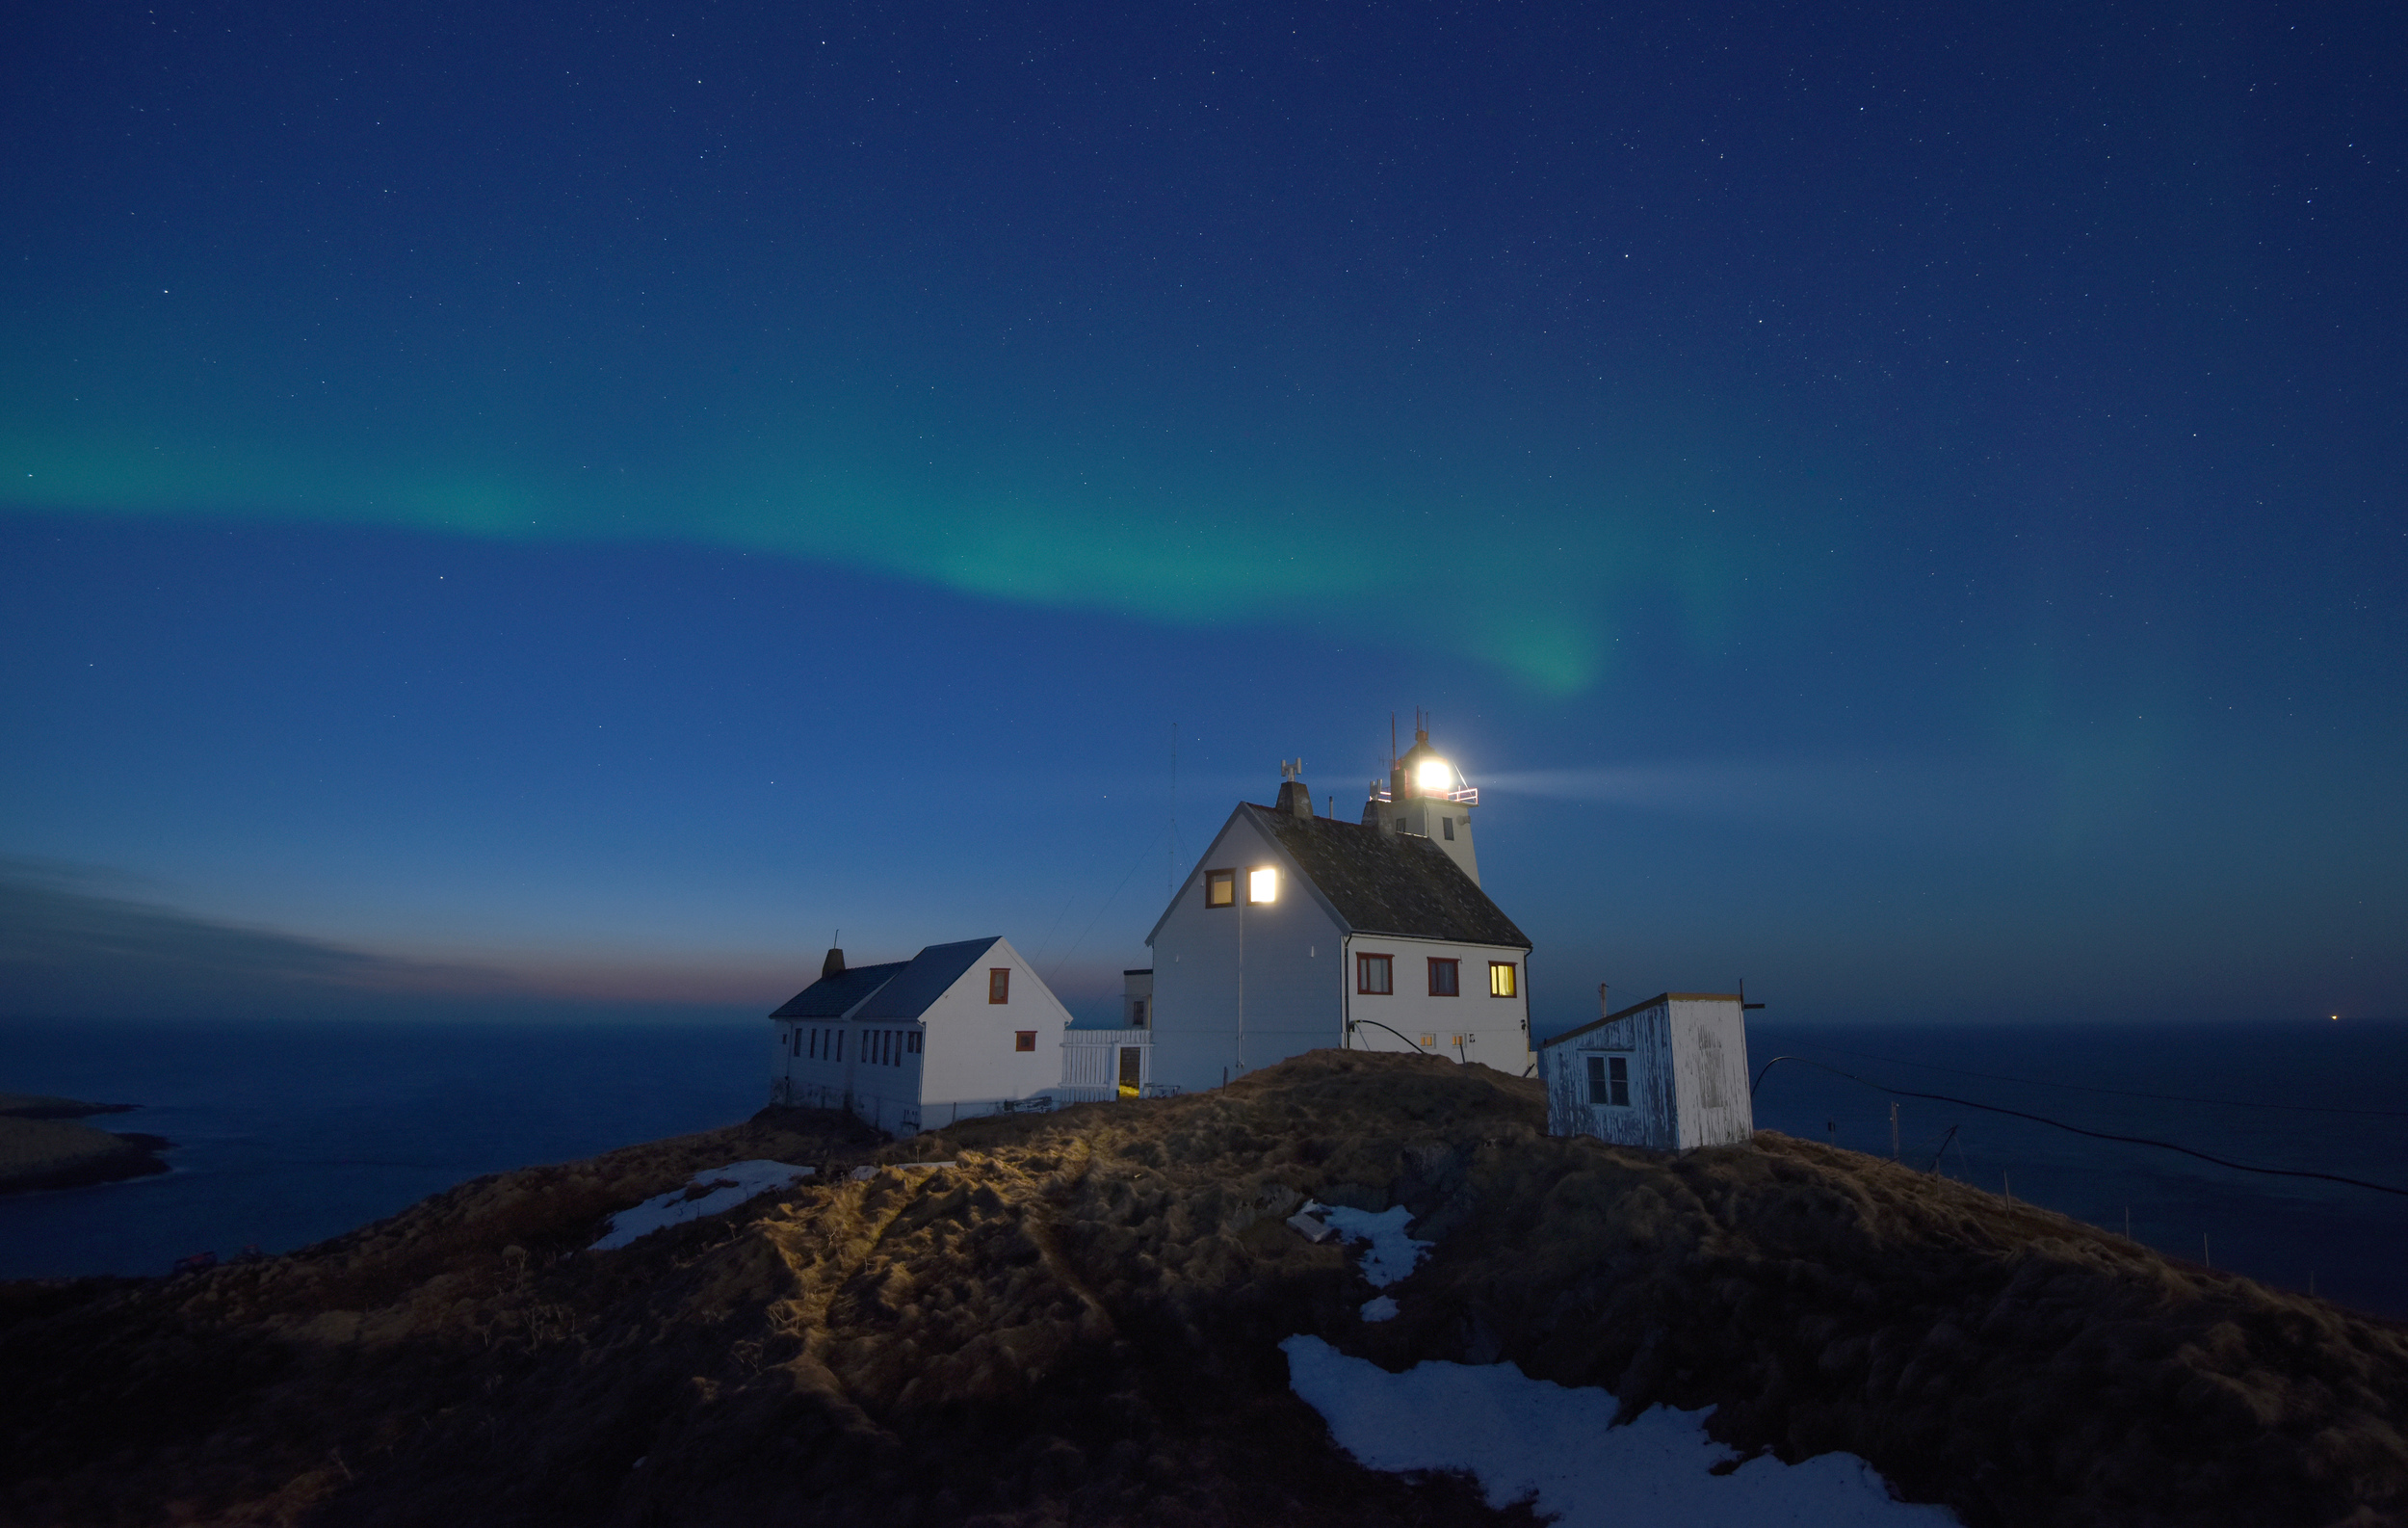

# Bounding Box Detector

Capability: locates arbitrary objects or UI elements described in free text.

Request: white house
[1539,991,1754,1151]
[768,936,1070,1135]
[1144,732,1534,1093]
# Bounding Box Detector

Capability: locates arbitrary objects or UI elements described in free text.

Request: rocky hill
[2,1051,2402,1527]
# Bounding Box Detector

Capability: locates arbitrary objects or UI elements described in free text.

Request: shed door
[1117,1046,1142,1098]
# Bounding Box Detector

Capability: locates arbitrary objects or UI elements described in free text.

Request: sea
[1,1017,2402,1319]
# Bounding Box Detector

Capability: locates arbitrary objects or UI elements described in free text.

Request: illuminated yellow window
[1205,869,1236,908]
[1489,962,1518,998]
[1248,866,1278,904]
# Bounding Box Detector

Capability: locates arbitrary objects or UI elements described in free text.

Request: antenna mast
[1168,722,1179,899]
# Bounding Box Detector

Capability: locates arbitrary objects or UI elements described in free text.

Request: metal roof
[851,936,1007,1021]
[1246,804,1531,948]
[768,961,909,1019]
[1538,992,1743,1049]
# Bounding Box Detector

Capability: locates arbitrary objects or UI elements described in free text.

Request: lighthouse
[1362,722,1481,884]
[1138,721,1533,1091]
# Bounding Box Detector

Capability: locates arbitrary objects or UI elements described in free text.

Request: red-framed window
[1356,952,1393,995]
[1428,958,1460,997]
[989,968,1010,1004]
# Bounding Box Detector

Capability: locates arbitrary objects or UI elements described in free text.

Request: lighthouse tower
[1362,721,1481,884]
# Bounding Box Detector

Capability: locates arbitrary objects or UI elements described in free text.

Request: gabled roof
[852,936,1006,1021]
[769,961,908,1019]
[1243,804,1531,948]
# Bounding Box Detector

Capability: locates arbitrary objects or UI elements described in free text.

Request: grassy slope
[0,1050,2401,1527]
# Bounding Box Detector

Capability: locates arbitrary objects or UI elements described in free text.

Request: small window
[1585,1054,1630,1107]
[1489,962,1518,998]
[1248,866,1278,904]
[809,1028,819,1060]
[989,967,1010,1004]
[1442,816,1455,841]
[1419,1033,1436,1048]
[1428,958,1460,997]
[1131,998,1147,1027]
[1205,869,1236,908]
[835,1031,845,1063]
[907,1031,921,1055]
[1014,1030,1036,1052]
[1356,952,1393,995]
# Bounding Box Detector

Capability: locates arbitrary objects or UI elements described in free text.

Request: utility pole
[1889,1101,1899,1162]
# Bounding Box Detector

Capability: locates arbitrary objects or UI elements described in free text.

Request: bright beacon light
[1249,867,1278,904]
[1415,757,1453,791]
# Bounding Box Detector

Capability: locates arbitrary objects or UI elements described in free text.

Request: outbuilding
[1539,991,1755,1151]
[1058,967,1159,1102]
[768,936,1069,1134]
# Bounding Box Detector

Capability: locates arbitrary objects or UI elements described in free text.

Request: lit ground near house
[2,1051,2402,1526]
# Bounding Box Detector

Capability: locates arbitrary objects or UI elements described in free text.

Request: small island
[0,1093,170,1195]
[2,1051,2400,1526]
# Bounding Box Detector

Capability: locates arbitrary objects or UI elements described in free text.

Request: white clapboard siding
[1540,994,1753,1151]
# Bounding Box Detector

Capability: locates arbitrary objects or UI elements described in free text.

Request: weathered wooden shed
[1539,991,1754,1151]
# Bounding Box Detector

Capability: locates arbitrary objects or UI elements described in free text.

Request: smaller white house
[1059,968,1159,1102]
[1540,991,1755,1151]
[768,936,1069,1135]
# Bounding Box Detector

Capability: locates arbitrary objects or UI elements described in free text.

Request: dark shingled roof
[853,936,1005,1021]
[769,961,907,1019]
[1244,804,1531,948]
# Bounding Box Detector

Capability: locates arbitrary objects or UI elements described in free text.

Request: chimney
[1274,758,1314,820]
[823,946,847,982]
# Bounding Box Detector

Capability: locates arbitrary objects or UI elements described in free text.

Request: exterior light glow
[1248,866,1278,904]
[1415,758,1453,791]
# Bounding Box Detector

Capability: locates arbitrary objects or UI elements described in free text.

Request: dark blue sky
[4,0,2400,1030]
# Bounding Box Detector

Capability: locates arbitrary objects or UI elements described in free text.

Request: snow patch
[1281,1336,1958,1527]
[589,1160,815,1251]
[1315,1203,1432,1288]
[1359,1295,1400,1322]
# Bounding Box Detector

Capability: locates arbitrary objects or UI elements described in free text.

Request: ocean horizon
[3,1015,2401,1319]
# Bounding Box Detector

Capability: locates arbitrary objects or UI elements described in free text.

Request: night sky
[4,1,2401,1031]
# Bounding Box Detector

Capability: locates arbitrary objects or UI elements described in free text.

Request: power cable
[1040,826,1168,987]
[1774,1039,2408,1120]
[1749,1055,2408,1199]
